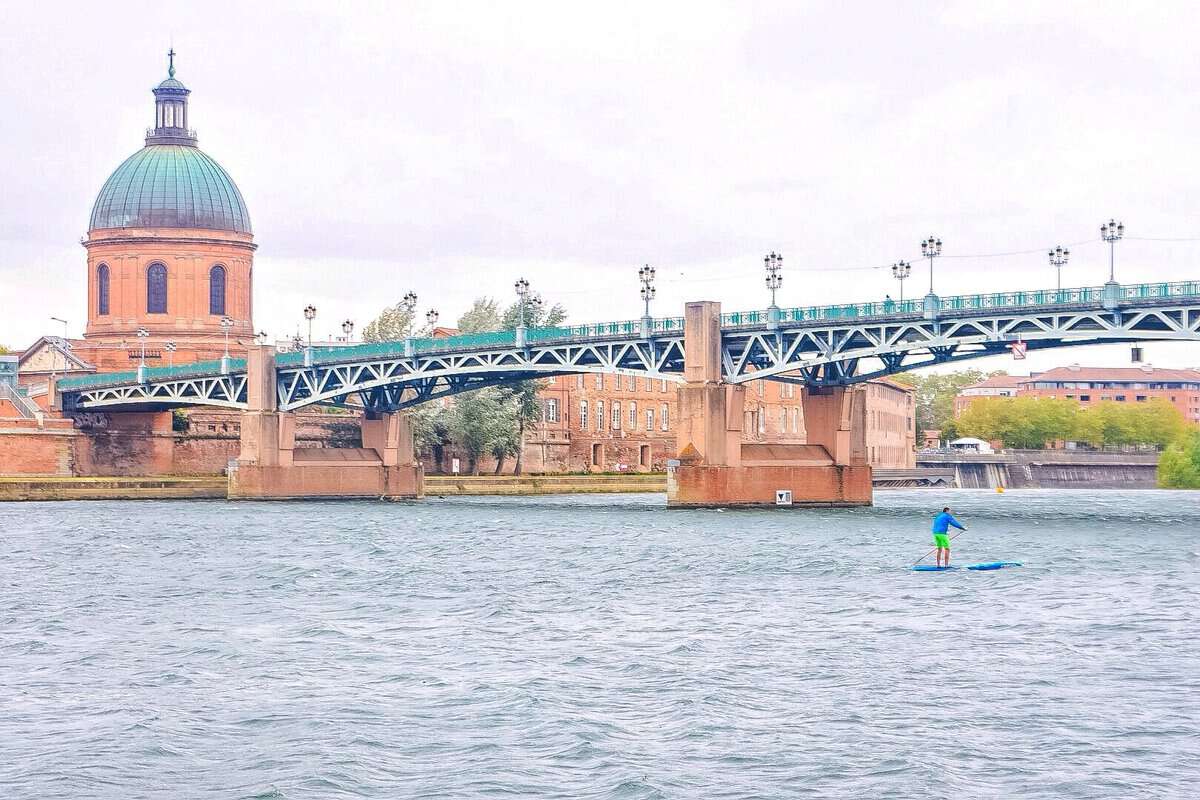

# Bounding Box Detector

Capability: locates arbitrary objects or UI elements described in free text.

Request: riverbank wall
[916,451,1160,489]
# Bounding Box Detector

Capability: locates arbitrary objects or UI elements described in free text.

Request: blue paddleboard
[913,562,1022,572]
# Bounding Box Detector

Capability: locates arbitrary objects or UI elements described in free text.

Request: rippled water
[2,490,1198,799]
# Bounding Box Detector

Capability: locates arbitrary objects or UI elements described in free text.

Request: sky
[2,0,1199,374]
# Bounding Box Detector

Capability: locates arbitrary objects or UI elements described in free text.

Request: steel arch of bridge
[719,301,1200,386]
[63,296,1200,412]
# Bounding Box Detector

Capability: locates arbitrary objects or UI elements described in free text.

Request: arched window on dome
[147,263,168,314]
[97,264,110,316]
[209,265,227,316]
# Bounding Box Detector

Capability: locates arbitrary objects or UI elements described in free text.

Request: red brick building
[954,365,1200,424]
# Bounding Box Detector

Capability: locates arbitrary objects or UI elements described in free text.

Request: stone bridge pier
[228,346,423,500]
[667,301,871,507]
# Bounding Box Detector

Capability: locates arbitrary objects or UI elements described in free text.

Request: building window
[612,401,621,429]
[595,373,604,390]
[577,375,584,390]
[661,379,667,392]
[791,407,801,434]
[645,377,654,392]
[1115,395,1126,402]
[661,403,669,430]
[97,264,110,315]
[597,400,604,432]
[758,409,766,434]
[1136,395,1147,402]
[546,398,559,423]
[629,401,638,429]
[147,263,168,313]
[780,406,787,432]
[1080,395,1091,402]
[580,400,588,430]
[209,265,227,315]
[646,408,654,431]
[626,375,635,391]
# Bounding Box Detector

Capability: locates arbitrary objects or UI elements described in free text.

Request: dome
[155,77,188,91]
[89,145,252,234]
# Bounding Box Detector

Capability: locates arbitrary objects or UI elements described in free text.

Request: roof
[1021,366,1200,384]
[90,144,252,234]
[18,337,96,373]
[869,376,916,393]
[963,374,1023,390]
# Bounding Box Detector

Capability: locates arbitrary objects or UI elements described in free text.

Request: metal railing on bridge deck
[719,280,1200,327]
[55,280,1200,394]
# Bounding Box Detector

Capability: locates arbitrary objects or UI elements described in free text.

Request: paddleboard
[966,561,1023,571]
[912,565,958,571]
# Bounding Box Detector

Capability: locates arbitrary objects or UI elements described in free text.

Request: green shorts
[933,533,951,549]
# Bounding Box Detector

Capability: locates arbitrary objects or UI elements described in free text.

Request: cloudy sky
[2,1,1199,372]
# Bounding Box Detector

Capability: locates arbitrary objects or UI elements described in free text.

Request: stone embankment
[0,476,226,501]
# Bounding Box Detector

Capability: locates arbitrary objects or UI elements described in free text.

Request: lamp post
[920,235,943,318]
[426,308,439,328]
[341,319,354,342]
[1048,246,1070,293]
[764,252,783,325]
[1100,219,1124,283]
[49,317,69,376]
[164,340,177,368]
[256,330,269,345]
[891,261,911,304]
[400,291,419,356]
[514,277,530,347]
[1100,219,1124,309]
[638,264,656,336]
[136,327,150,382]
[219,316,235,373]
[303,304,317,366]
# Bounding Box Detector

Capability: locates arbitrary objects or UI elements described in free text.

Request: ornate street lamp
[1100,219,1124,283]
[514,277,531,347]
[764,252,783,329]
[302,304,317,366]
[639,264,657,332]
[1048,246,1070,292]
[219,316,235,373]
[921,236,942,295]
[426,308,439,327]
[164,340,177,368]
[341,319,354,342]
[136,327,150,382]
[891,261,912,304]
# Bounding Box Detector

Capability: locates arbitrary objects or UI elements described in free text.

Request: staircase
[0,383,41,420]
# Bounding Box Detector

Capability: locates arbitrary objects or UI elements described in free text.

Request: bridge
[52,279,1200,505]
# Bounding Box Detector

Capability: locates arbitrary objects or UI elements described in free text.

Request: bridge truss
[61,289,1200,412]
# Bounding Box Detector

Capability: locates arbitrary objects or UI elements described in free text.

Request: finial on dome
[168,47,176,78]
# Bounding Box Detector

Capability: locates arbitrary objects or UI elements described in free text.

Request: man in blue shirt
[932,507,967,567]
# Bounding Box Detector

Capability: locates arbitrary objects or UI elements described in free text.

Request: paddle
[913,528,967,566]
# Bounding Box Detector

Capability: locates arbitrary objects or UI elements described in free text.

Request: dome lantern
[146,48,197,146]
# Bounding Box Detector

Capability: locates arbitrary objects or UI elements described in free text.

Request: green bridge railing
[57,280,1200,392]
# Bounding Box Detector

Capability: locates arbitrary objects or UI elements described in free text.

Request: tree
[1158,431,1200,488]
[457,297,503,334]
[896,369,1006,434]
[501,299,567,330]
[446,388,513,474]
[0,344,9,355]
[362,302,436,342]
[957,395,1187,449]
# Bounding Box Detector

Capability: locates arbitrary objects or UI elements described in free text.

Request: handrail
[0,382,41,419]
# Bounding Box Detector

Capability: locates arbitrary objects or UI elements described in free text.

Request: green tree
[1158,431,1200,488]
[457,297,503,334]
[897,369,1005,435]
[447,388,513,474]
[0,344,9,354]
[362,302,437,342]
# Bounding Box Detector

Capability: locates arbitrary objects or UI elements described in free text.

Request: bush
[1158,432,1200,488]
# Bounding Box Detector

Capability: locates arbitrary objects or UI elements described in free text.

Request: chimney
[1067,363,1081,372]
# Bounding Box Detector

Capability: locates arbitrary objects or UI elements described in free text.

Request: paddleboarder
[932,507,966,567]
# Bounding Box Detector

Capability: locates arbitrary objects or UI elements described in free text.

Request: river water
[2,490,1197,799]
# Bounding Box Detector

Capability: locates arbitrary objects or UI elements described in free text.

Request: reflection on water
[2,490,1197,799]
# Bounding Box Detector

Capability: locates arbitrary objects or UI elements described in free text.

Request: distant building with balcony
[952,374,1022,416]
